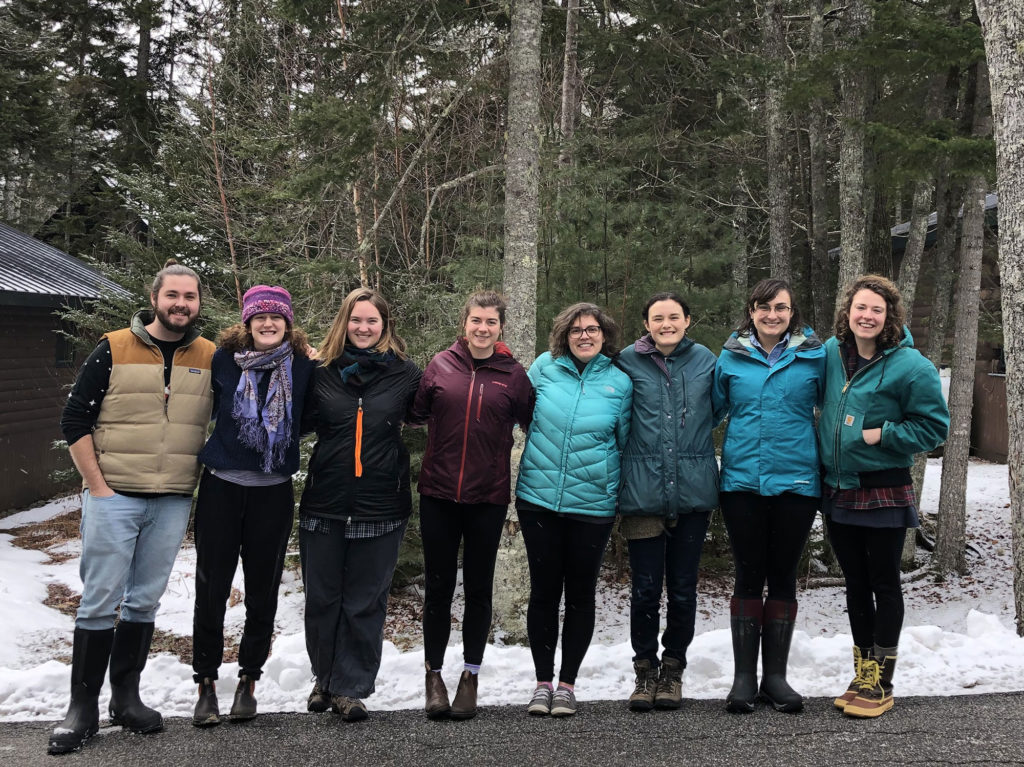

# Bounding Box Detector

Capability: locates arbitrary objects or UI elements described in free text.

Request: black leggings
[826,517,906,648]
[517,507,613,686]
[192,470,294,681]
[420,495,507,669]
[720,491,818,601]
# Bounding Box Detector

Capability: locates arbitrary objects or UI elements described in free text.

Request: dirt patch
[8,509,81,564]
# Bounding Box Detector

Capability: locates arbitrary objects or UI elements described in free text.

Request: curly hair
[736,278,803,336]
[548,302,620,359]
[217,322,311,357]
[319,287,407,366]
[834,274,906,351]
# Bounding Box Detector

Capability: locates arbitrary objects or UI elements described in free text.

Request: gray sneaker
[527,685,553,716]
[550,686,577,717]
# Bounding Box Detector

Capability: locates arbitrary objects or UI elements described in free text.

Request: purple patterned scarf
[232,341,294,472]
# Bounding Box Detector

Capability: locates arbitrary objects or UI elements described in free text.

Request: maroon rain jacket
[412,339,534,505]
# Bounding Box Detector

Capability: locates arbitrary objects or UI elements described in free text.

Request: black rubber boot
[725,597,761,714]
[759,599,803,713]
[108,621,163,733]
[48,627,114,755]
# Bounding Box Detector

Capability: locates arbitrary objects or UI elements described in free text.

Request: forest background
[3,0,1023,633]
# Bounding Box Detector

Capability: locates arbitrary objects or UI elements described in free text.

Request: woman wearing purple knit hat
[190,285,316,726]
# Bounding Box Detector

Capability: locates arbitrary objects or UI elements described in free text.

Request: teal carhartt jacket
[817,330,949,490]
[713,328,825,498]
[617,335,719,518]
[516,351,632,517]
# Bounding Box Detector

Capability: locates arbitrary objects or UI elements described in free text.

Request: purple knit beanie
[241,285,294,325]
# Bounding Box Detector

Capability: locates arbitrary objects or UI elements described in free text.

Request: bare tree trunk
[764,0,791,282]
[897,180,935,323]
[935,61,991,576]
[557,0,579,171]
[493,0,542,644]
[807,0,831,333]
[975,0,1024,631]
[835,0,871,306]
[732,175,749,300]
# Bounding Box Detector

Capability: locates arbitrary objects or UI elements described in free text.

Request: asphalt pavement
[3,694,1023,767]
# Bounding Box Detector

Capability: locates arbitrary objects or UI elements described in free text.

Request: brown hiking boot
[628,659,658,712]
[834,646,873,710]
[844,647,897,719]
[425,665,451,720]
[307,681,330,713]
[654,657,684,710]
[331,695,368,722]
[451,670,478,720]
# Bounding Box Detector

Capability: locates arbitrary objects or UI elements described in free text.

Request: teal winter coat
[616,335,719,518]
[817,330,949,490]
[516,351,633,517]
[713,329,825,498]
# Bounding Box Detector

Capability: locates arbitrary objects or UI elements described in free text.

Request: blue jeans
[628,511,711,667]
[76,491,192,630]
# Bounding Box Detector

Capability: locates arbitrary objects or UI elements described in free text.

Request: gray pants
[299,521,406,698]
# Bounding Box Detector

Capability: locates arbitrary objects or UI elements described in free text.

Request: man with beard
[49,260,216,755]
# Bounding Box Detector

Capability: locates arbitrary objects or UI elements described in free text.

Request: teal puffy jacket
[617,335,719,518]
[713,329,825,498]
[516,351,632,517]
[818,330,949,489]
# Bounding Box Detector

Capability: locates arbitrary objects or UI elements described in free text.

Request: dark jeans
[299,520,406,698]
[628,511,711,667]
[420,495,507,669]
[518,507,613,685]
[825,517,906,648]
[720,491,818,601]
[192,470,294,681]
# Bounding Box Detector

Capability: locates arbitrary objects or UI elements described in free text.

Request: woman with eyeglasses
[712,278,825,714]
[515,303,632,718]
[616,292,718,713]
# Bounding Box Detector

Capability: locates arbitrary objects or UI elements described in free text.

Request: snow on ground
[0,458,1019,720]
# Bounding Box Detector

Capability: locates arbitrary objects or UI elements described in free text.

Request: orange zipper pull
[355,397,364,477]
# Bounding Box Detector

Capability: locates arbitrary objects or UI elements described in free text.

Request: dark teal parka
[616,334,719,519]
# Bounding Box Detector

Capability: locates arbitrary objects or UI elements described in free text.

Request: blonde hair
[319,288,407,365]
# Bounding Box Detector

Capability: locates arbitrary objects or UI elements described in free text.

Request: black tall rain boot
[47,627,115,755]
[108,621,164,733]
[759,599,803,713]
[725,597,762,714]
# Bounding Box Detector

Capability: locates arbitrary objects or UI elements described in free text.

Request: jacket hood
[722,327,822,357]
[449,337,519,370]
[634,333,694,357]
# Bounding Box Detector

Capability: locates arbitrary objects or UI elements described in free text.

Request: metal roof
[0,220,132,306]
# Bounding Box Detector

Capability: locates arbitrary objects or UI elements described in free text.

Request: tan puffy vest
[91,321,215,494]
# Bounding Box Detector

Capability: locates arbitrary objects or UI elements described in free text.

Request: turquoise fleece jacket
[516,351,633,517]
